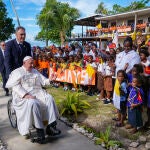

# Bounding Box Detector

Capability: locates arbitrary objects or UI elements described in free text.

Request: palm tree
[95,2,108,15]
[37,0,80,47]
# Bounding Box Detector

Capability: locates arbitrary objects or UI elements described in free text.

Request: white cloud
[13,17,35,21]
[15,6,21,10]
[72,0,99,16]
[16,0,46,6]
[58,0,114,17]
[26,24,38,27]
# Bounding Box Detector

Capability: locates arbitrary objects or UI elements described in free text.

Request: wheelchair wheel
[7,99,17,128]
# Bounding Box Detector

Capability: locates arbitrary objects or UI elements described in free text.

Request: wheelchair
[7,99,17,129]
[7,99,61,144]
[7,87,49,129]
[7,99,43,143]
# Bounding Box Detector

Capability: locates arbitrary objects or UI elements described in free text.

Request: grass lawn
[46,86,115,131]
[47,86,147,142]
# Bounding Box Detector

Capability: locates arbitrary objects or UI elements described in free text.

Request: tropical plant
[95,126,122,149]
[108,0,149,15]
[36,0,80,46]
[59,92,91,119]
[95,2,108,14]
[95,0,149,15]
[35,28,60,46]
[0,0,15,41]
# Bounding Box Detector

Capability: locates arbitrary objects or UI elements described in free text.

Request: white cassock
[115,50,140,75]
[6,66,59,136]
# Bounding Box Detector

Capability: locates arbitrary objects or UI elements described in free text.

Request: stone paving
[0,87,103,150]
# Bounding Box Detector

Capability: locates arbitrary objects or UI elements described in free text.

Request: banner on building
[117,27,131,33]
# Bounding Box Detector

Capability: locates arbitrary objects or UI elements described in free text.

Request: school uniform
[97,63,105,91]
[104,64,113,92]
[127,87,144,128]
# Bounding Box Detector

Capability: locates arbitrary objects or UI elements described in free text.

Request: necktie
[19,44,24,55]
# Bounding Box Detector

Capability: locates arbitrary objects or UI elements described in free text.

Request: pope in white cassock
[6,56,61,143]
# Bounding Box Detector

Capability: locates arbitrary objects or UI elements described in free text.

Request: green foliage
[36,28,60,45]
[36,0,80,46]
[95,2,108,14]
[95,0,149,15]
[59,92,91,119]
[0,0,15,41]
[81,125,95,134]
[95,126,122,149]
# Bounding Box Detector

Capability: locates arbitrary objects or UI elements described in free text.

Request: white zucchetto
[23,56,33,62]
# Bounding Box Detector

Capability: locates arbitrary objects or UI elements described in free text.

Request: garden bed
[47,87,150,149]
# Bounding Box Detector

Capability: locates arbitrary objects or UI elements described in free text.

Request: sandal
[125,124,133,129]
[112,118,120,121]
[129,128,137,134]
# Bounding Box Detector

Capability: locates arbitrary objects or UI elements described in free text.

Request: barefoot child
[126,76,144,133]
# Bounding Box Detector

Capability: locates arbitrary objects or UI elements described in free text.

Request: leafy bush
[95,126,122,149]
[59,92,91,119]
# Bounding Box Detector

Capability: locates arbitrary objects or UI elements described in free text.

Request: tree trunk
[46,39,48,47]
[60,31,65,48]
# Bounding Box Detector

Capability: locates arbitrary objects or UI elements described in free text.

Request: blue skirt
[41,68,48,78]
[128,106,143,128]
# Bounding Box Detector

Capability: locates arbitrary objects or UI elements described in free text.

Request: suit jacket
[4,39,32,78]
[0,48,5,73]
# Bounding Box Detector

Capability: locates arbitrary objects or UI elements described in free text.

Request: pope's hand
[23,94,36,99]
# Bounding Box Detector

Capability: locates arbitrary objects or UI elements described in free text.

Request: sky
[3,0,149,46]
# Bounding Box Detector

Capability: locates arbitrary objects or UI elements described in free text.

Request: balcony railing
[70,24,150,39]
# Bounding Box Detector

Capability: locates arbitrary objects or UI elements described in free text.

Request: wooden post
[99,38,101,49]
[134,13,137,32]
[82,25,83,37]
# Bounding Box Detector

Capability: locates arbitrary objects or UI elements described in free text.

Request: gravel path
[0,138,8,150]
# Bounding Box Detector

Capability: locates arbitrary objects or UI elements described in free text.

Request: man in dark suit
[0,41,9,96]
[4,26,32,79]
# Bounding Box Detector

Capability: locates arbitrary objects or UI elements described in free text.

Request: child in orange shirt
[37,56,43,71]
[41,56,49,78]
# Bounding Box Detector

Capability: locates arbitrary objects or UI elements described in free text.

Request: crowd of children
[32,37,150,133]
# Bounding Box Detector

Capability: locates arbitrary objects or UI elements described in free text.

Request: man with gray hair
[4,26,32,79]
[6,56,61,143]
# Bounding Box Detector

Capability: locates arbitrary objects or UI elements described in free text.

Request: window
[111,22,116,26]
[128,20,134,26]
[102,22,108,28]
[138,20,143,24]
